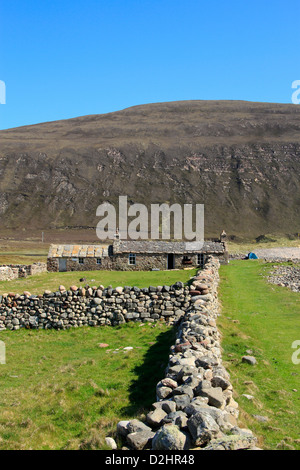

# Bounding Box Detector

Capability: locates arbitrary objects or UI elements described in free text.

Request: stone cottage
[47,233,228,272]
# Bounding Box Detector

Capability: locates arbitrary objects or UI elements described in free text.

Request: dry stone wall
[0,266,19,281]
[0,262,47,281]
[0,280,192,331]
[115,257,258,451]
[0,255,256,450]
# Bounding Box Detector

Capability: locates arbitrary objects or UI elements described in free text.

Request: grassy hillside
[218,260,300,450]
[1,100,300,236]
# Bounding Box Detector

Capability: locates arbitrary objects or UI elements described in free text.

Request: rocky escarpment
[115,257,258,451]
[1,101,300,236]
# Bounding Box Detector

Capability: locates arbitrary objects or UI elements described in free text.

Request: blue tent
[247,252,258,260]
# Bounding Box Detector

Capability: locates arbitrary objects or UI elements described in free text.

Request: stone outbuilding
[47,234,228,272]
[47,244,111,272]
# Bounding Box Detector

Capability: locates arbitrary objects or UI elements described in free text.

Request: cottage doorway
[59,258,67,272]
[167,254,175,270]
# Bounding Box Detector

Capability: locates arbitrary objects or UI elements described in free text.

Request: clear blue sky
[0,0,299,130]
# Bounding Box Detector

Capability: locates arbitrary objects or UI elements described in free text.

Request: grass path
[218,260,300,450]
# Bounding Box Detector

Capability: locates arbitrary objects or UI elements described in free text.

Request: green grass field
[218,260,300,450]
[1,259,299,450]
[0,322,175,450]
[0,269,197,295]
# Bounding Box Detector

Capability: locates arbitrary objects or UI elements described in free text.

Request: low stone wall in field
[229,253,246,260]
[0,262,47,281]
[115,257,258,451]
[0,266,19,282]
[0,278,194,331]
[28,263,47,276]
[0,256,257,450]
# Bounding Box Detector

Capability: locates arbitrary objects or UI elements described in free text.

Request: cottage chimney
[220,229,227,242]
[220,230,229,264]
[113,228,121,253]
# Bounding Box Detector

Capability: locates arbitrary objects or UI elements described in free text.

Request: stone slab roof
[48,244,109,258]
[115,240,225,254]
[48,240,225,258]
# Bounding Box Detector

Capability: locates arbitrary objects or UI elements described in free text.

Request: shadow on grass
[120,326,177,417]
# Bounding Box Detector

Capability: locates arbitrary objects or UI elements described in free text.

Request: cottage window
[79,258,84,265]
[128,253,136,265]
[97,258,102,265]
[197,254,205,267]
